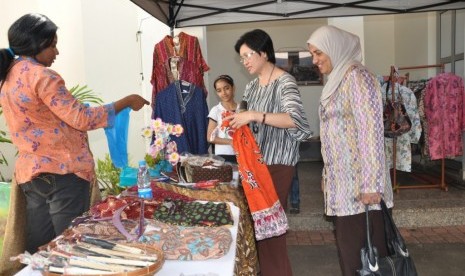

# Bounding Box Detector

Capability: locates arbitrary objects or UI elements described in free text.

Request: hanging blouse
[154,81,209,155]
[150,32,210,106]
[381,82,422,172]
[424,73,465,160]
[407,80,429,159]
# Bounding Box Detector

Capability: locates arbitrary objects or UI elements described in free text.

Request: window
[439,10,464,77]
[275,51,323,86]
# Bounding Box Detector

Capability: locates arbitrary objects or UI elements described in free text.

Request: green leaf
[69,84,104,105]
[96,154,123,196]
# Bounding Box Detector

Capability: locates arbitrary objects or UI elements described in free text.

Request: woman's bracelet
[261,113,266,124]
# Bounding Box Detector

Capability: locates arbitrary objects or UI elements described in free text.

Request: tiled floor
[288,161,465,275]
[287,225,465,246]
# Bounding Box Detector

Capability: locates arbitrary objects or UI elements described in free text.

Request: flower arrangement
[141,118,184,173]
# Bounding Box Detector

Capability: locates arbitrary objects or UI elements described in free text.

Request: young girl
[207,75,238,163]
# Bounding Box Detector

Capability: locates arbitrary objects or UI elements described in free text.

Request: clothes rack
[389,64,448,192]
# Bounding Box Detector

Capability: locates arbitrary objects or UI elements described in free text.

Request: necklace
[253,64,276,134]
[262,64,275,86]
[267,64,275,85]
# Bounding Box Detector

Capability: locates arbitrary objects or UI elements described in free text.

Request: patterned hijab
[307,25,363,107]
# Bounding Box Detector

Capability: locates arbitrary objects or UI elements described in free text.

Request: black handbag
[383,79,412,138]
[358,200,418,276]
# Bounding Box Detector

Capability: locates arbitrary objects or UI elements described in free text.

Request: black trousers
[334,210,388,276]
[20,173,90,253]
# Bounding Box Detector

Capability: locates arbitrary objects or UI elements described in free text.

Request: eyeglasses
[239,51,255,63]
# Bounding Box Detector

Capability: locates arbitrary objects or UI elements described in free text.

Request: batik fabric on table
[152,182,259,275]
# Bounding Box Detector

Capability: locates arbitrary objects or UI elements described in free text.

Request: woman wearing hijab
[307,25,394,275]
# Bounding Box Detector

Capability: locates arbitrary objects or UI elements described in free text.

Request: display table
[15,180,258,275]
[153,182,258,275]
[157,203,239,276]
[16,203,240,276]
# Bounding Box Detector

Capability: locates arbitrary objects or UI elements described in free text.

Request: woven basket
[42,243,164,276]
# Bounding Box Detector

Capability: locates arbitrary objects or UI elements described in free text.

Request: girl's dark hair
[214,74,235,89]
[0,13,58,82]
[234,29,276,64]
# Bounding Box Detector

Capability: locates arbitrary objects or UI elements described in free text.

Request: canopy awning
[130,0,465,28]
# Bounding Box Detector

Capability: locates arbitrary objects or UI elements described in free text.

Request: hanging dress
[424,73,465,160]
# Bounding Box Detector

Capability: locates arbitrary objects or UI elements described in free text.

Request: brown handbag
[177,156,233,183]
[383,79,412,138]
[184,163,233,182]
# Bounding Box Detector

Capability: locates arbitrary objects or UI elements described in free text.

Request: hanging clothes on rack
[380,80,422,172]
[154,81,209,155]
[424,72,465,160]
[379,74,409,85]
[407,79,430,159]
[387,64,448,192]
[150,31,210,106]
[150,31,210,155]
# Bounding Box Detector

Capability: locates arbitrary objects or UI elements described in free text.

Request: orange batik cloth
[232,125,288,240]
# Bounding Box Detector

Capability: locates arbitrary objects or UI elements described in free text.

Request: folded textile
[70,218,233,261]
[153,199,234,227]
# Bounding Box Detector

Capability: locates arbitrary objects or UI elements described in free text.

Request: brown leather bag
[383,80,412,138]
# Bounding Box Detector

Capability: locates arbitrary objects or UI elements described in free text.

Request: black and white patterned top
[243,72,313,166]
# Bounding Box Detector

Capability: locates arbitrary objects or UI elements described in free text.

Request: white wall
[394,13,437,79]
[364,15,396,75]
[0,0,88,179]
[0,0,159,179]
[0,2,461,180]
[0,0,208,180]
[79,0,147,166]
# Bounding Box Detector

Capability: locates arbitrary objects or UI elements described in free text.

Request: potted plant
[95,154,123,197]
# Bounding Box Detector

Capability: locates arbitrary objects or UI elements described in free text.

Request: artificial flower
[142,118,184,167]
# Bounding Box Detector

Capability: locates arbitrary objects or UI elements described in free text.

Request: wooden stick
[77,243,158,261]
[87,256,154,267]
[81,236,144,254]
[113,243,144,254]
[69,256,132,272]
[72,245,112,257]
[49,265,114,275]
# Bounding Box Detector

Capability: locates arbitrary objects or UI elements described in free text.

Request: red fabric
[150,32,209,106]
[90,186,194,219]
[232,126,288,240]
